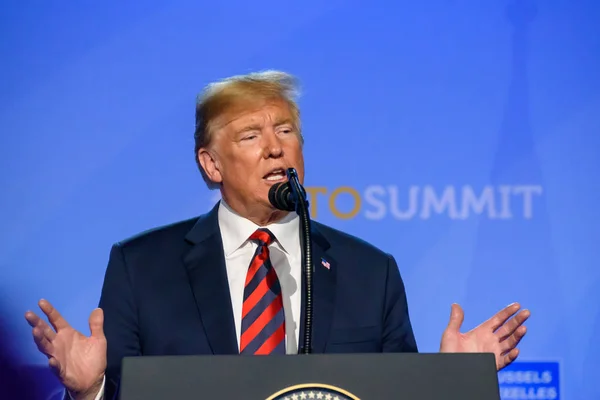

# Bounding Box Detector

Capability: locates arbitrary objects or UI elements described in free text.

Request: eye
[242,134,257,141]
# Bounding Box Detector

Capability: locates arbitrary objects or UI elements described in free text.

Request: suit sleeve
[381,254,418,352]
[98,243,141,400]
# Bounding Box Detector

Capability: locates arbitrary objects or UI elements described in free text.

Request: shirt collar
[218,199,300,257]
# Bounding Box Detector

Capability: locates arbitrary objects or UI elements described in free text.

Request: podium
[119,353,501,399]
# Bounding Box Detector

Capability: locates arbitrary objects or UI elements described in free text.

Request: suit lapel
[299,223,337,354]
[183,202,238,355]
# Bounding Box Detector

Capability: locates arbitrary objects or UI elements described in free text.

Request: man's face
[198,99,305,219]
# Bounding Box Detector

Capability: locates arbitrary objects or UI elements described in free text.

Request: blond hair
[194,70,303,189]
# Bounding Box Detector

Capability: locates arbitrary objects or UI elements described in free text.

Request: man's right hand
[25,299,107,400]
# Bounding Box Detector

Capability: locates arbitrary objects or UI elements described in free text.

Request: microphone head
[268,182,295,211]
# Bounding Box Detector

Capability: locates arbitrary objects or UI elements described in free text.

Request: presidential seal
[266,383,360,400]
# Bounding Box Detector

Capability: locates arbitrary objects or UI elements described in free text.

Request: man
[25,70,530,400]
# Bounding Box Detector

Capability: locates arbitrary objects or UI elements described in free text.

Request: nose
[262,131,283,159]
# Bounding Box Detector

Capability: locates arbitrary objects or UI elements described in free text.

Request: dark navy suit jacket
[97,203,418,399]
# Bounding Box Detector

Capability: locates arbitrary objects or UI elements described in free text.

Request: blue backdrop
[1,0,599,398]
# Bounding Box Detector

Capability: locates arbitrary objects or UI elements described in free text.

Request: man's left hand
[439,303,530,370]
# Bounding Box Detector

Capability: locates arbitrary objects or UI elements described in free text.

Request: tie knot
[249,228,275,246]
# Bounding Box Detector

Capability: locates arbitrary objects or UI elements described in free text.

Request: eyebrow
[237,123,262,133]
[274,118,293,126]
[236,119,294,133]
[275,119,295,129]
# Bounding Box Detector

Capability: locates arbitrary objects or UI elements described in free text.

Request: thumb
[446,303,464,333]
[48,357,62,377]
[88,308,105,339]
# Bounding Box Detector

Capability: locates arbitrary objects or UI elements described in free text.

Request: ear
[197,148,223,184]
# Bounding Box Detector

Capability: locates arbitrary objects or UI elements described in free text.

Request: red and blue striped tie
[240,228,286,355]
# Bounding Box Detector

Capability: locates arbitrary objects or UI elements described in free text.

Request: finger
[498,348,519,370]
[25,311,57,341]
[38,299,70,332]
[500,325,527,354]
[445,303,464,332]
[495,309,531,340]
[89,308,105,339]
[486,303,521,331]
[32,326,55,357]
[24,311,43,328]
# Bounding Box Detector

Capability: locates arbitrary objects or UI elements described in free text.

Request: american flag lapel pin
[321,257,331,270]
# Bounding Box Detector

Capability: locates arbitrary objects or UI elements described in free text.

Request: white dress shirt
[83,200,302,400]
[219,199,302,353]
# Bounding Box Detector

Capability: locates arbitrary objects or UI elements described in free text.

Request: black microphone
[268,181,295,211]
[268,168,313,355]
[268,171,308,212]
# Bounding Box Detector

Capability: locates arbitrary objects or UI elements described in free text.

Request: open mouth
[263,168,287,182]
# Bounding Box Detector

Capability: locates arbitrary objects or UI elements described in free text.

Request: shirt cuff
[67,375,105,400]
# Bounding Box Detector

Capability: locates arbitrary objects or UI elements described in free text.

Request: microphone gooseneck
[268,168,313,355]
